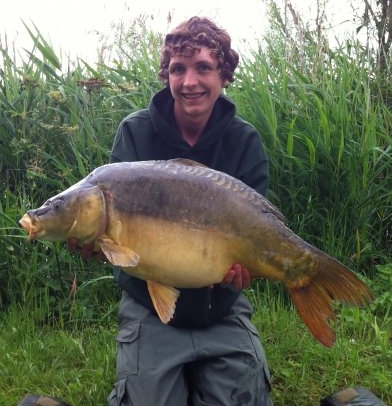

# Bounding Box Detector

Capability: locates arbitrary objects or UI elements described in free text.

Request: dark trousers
[108,291,273,406]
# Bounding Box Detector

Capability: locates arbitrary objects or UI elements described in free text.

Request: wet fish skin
[19,159,374,347]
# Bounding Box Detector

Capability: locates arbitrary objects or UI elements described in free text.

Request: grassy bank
[1,279,391,406]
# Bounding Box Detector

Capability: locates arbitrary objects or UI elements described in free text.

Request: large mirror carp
[19,159,374,347]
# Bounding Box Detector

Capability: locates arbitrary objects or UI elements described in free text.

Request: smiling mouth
[183,93,204,99]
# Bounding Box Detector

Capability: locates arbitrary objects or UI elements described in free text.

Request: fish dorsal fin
[147,280,180,323]
[169,158,208,167]
[99,237,140,267]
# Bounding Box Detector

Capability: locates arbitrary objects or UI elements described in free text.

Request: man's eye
[198,64,213,73]
[170,66,185,74]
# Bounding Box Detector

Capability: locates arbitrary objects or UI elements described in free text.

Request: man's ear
[222,79,230,89]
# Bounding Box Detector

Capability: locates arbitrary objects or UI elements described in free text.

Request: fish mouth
[19,213,43,241]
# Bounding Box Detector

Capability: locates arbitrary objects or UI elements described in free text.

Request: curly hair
[158,16,239,87]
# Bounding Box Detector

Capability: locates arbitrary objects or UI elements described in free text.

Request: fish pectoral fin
[147,280,180,324]
[99,237,140,267]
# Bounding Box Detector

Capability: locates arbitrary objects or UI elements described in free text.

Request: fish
[19,158,374,347]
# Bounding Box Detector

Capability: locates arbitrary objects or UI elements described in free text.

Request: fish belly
[105,214,255,288]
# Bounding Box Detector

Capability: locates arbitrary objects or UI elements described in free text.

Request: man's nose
[183,69,198,87]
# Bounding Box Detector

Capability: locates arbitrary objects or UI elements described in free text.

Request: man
[107,16,273,406]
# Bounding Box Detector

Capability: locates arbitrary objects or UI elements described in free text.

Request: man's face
[168,46,228,121]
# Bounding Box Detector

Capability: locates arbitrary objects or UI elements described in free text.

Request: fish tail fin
[288,251,374,347]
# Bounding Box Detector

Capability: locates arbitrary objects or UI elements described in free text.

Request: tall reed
[1,16,391,317]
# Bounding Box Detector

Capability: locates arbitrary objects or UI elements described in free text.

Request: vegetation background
[0,0,391,405]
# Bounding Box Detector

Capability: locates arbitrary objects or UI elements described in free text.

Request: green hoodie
[110,87,269,327]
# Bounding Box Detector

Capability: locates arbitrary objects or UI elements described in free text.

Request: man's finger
[67,238,80,252]
[242,267,251,289]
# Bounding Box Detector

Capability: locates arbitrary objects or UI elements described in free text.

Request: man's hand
[67,238,104,260]
[221,263,252,290]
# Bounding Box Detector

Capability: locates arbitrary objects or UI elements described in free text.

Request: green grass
[252,295,391,405]
[0,306,117,406]
[1,282,390,406]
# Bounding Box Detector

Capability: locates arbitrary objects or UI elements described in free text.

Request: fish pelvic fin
[147,280,180,323]
[99,237,140,267]
[288,251,374,348]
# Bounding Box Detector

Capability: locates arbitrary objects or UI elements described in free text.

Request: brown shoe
[17,395,72,406]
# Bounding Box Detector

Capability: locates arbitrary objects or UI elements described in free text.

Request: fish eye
[52,199,64,211]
